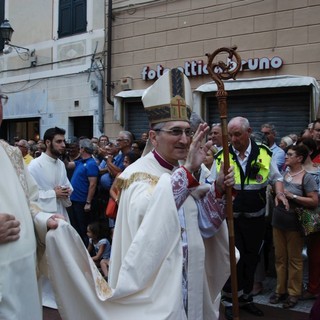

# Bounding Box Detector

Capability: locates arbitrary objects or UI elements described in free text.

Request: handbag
[106,198,118,219]
[295,173,320,236]
[295,206,320,236]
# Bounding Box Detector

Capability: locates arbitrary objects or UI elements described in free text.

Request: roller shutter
[124,99,149,139]
[205,87,310,142]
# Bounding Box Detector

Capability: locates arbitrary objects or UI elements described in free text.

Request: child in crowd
[86,221,111,280]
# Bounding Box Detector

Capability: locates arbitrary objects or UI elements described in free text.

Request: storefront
[114,74,319,141]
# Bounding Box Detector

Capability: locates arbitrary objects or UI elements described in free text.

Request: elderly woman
[270,144,318,308]
[279,136,294,151]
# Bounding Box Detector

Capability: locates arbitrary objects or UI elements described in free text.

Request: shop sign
[141,56,283,80]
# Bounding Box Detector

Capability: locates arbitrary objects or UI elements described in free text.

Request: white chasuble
[46,152,232,320]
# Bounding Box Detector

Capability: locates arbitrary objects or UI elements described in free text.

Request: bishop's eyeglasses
[154,127,194,137]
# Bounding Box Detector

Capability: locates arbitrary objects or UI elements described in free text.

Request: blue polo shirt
[70,157,99,202]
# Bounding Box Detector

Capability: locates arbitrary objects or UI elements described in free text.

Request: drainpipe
[98,78,104,133]
[106,0,114,106]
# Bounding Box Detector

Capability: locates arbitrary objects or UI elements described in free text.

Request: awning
[114,89,145,123]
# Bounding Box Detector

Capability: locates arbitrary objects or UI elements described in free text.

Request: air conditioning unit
[120,77,133,91]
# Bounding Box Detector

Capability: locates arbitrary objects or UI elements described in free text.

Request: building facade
[109,0,320,141]
[1,0,320,142]
[0,0,105,143]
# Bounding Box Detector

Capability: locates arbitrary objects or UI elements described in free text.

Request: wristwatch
[86,201,91,205]
[292,194,298,200]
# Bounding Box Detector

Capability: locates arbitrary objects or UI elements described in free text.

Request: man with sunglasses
[17,139,34,165]
[260,123,285,171]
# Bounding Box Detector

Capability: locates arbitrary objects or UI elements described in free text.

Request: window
[58,0,87,38]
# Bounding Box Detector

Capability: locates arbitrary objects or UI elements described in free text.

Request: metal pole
[206,46,242,320]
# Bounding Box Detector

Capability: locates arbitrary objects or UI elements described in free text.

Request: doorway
[69,116,93,140]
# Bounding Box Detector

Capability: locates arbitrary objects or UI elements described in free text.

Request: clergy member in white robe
[29,153,72,220]
[28,126,73,309]
[45,69,235,320]
[0,94,63,320]
[28,127,72,222]
[0,144,43,320]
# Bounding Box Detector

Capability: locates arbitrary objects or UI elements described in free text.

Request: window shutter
[59,0,86,38]
[59,0,72,37]
[73,0,87,34]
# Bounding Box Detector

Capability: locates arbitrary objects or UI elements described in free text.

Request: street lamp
[0,19,33,57]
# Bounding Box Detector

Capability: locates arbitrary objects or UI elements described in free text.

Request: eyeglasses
[17,145,27,149]
[155,128,194,137]
[116,138,128,142]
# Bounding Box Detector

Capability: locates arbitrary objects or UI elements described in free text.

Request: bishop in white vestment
[45,69,235,320]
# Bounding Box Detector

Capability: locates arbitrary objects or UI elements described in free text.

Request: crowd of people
[1,68,320,320]
[215,120,320,319]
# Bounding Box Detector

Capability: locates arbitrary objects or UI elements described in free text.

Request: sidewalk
[44,278,315,320]
[254,276,314,314]
[219,302,310,320]
[44,256,316,320]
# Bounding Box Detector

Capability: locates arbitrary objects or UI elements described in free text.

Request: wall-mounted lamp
[0,19,36,63]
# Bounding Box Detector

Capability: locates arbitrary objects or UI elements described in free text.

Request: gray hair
[229,116,250,131]
[119,131,133,144]
[189,112,204,133]
[281,136,293,147]
[79,138,94,154]
[261,123,276,133]
[19,139,30,149]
